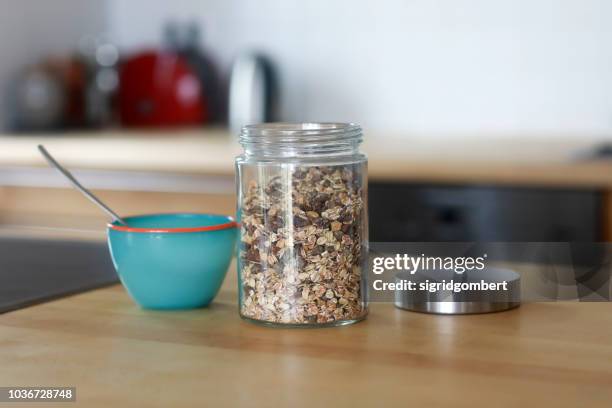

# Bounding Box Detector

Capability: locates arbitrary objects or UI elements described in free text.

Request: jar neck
[239,123,363,158]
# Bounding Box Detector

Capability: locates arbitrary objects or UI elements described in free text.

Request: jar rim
[240,122,362,144]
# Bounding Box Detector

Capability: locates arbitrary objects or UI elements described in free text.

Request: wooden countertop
[1,269,611,407]
[2,129,612,187]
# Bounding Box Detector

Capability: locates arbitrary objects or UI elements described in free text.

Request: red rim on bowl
[107,217,239,234]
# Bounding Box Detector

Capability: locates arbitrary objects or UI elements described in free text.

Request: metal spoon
[37,145,128,226]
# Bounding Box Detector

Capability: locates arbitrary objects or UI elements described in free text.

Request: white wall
[113,1,612,136]
[0,0,108,130]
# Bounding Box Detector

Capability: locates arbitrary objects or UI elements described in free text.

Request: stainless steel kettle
[228,53,277,134]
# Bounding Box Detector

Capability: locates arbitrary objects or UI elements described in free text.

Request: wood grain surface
[2,129,612,187]
[0,267,611,407]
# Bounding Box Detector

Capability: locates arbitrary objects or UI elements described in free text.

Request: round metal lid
[394,268,521,314]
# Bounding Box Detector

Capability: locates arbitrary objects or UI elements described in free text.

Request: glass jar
[236,123,368,327]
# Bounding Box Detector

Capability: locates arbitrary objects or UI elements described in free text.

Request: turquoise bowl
[107,213,237,310]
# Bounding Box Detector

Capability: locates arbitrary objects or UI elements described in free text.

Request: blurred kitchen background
[1,0,612,243]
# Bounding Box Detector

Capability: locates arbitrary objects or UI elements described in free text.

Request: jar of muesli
[236,123,368,327]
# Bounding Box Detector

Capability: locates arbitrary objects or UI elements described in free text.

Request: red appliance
[118,51,207,127]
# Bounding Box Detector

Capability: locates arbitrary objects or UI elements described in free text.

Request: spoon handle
[37,145,128,226]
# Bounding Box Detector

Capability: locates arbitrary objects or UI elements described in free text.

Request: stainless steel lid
[394,268,521,314]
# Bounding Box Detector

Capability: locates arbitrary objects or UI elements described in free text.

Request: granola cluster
[239,165,366,324]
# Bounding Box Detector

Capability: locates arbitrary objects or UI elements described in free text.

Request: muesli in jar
[236,123,368,327]
[240,164,366,325]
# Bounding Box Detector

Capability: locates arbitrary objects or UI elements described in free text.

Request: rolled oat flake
[236,123,368,327]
